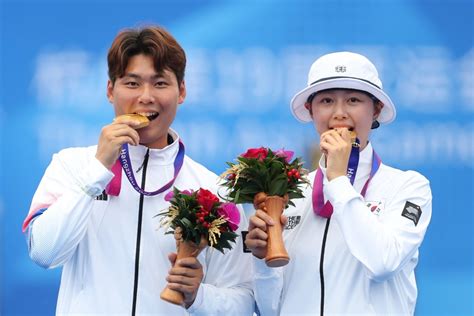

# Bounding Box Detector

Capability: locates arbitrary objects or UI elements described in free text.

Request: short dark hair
[306,88,380,104]
[107,25,186,85]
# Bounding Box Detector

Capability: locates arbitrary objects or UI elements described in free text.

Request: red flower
[241,147,268,161]
[197,189,220,212]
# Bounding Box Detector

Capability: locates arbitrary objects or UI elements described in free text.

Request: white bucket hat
[290,51,396,125]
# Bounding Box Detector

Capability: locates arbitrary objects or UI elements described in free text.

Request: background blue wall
[1,0,473,315]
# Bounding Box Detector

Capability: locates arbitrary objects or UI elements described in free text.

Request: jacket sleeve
[186,207,255,316]
[326,170,432,281]
[24,149,114,269]
[251,257,284,316]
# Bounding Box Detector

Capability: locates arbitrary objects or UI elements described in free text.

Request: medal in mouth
[135,112,159,122]
[114,113,150,129]
[331,127,358,147]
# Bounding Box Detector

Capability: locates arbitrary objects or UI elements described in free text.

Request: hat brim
[290,78,396,124]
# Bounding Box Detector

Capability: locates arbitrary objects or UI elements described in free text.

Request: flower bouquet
[158,187,240,306]
[221,147,309,267]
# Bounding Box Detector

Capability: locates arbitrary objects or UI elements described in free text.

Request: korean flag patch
[401,201,422,226]
[366,201,384,215]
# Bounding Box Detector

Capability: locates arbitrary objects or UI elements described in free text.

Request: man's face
[106,53,186,149]
[309,89,381,149]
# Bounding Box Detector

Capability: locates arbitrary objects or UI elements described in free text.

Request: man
[23,25,253,315]
[245,52,432,315]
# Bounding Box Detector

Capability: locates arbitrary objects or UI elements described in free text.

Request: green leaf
[181,217,194,229]
[268,177,286,196]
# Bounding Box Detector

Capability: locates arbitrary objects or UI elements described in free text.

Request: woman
[245,51,432,315]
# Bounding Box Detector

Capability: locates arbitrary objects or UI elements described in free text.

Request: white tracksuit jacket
[24,130,254,316]
[253,143,432,316]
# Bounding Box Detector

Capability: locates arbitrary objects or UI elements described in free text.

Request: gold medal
[114,114,150,129]
[334,128,358,147]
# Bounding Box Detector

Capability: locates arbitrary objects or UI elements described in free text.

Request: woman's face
[309,89,382,149]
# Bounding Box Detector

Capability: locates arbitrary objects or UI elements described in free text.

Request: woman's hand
[245,192,287,259]
[320,128,353,181]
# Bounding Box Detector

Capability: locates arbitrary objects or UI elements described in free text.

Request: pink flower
[241,147,269,161]
[165,189,193,202]
[164,191,174,202]
[217,203,240,231]
[181,190,193,196]
[274,149,294,163]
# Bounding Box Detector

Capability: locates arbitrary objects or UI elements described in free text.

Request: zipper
[131,149,150,316]
[319,217,331,316]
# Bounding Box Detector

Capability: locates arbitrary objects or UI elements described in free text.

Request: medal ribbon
[312,142,381,218]
[106,141,185,196]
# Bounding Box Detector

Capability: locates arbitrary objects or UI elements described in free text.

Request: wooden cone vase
[160,229,207,306]
[264,195,290,267]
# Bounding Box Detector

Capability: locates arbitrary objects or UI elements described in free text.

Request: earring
[371,119,380,129]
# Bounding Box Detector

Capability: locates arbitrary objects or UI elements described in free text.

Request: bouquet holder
[261,195,289,267]
[160,227,207,306]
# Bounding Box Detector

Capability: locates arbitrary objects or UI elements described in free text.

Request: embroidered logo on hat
[335,65,346,72]
[401,201,422,226]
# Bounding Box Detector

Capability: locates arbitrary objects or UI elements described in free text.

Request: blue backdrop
[1,0,473,315]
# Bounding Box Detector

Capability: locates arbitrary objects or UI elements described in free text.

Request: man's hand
[320,129,353,181]
[166,253,204,308]
[95,116,142,170]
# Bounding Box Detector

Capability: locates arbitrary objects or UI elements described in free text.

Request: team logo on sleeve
[285,216,301,230]
[401,201,422,226]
